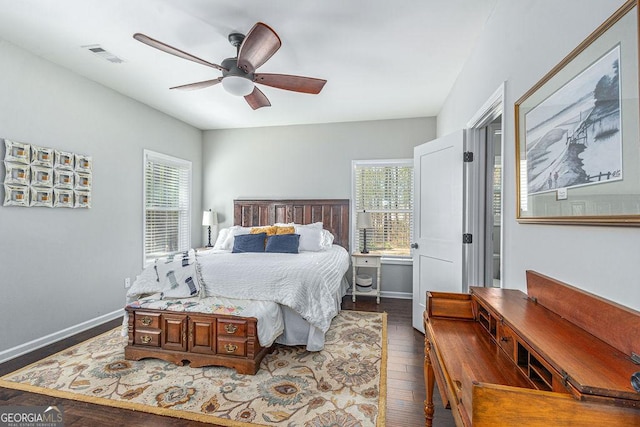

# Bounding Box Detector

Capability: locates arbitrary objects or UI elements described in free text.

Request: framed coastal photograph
[515,0,640,225]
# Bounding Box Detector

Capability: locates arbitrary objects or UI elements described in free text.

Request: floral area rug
[0,311,386,426]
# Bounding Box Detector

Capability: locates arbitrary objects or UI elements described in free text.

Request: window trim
[351,158,413,260]
[142,149,192,266]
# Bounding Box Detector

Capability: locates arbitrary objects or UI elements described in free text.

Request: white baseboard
[0,308,123,364]
[347,290,413,300]
[380,290,413,299]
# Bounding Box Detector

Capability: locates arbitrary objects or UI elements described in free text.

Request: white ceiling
[0,0,496,130]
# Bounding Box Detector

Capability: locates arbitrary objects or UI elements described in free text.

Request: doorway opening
[485,118,502,287]
[465,84,504,288]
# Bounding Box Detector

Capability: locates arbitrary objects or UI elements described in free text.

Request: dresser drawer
[135,312,161,329]
[134,329,161,347]
[217,319,247,337]
[353,256,380,267]
[217,338,247,357]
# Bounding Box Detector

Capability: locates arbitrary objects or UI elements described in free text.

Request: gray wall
[437,0,639,310]
[0,40,202,355]
[202,117,436,294]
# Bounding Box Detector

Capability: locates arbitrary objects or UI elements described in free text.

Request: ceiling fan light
[222,76,254,96]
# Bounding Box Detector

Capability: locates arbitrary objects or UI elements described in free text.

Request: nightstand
[351,252,382,304]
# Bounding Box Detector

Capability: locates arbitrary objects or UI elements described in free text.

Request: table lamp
[202,209,218,247]
[357,211,373,254]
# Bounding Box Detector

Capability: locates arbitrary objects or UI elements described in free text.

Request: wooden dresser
[423,271,640,426]
[125,307,271,374]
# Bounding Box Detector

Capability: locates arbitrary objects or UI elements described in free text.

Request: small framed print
[3,139,30,164]
[54,188,74,208]
[54,150,74,170]
[53,169,74,189]
[74,172,91,190]
[31,166,53,188]
[4,162,30,185]
[31,145,54,167]
[3,184,30,207]
[74,190,91,208]
[30,187,53,207]
[75,154,92,173]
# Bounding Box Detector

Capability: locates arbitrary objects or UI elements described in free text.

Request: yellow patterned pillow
[275,226,295,235]
[250,226,277,236]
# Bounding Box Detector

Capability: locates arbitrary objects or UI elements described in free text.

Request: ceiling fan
[133,22,326,110]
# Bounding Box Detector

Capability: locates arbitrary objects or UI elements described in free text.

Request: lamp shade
[222,76,254,96]
[202,210,217,227]
[357,211,372,229]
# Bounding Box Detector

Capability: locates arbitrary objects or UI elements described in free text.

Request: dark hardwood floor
[0,296,456,426]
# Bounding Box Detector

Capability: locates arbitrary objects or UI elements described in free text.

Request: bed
[124,199,350,373]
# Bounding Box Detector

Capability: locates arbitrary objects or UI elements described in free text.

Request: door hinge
[463,233,473,244]
[463,151,474,162]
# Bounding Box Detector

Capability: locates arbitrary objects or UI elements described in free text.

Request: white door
[412,130,465,332]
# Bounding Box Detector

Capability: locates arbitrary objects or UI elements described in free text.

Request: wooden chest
[124,307,271,375]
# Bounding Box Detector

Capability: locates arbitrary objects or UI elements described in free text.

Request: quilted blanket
[196,245,350,333]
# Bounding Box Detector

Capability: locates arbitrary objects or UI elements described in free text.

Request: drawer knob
[141,316,152,326]
[224,324,238,334]
[224,344,238,353]
[501,336,510,342]
[141,335,152,344]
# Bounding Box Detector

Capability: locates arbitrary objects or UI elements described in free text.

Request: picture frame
[74,190,91,208]
[30,187,53,208]
[3,139,30,164]
[31,165,54,188]
[515,0,640,225]
[53,188,74,208]
[74,172,92,190]
[54,150,74,170]
[74,154,92,173]
[4,162,30,185]
[53,169,74,189]
[3,184,30,207]
[31,145,54,167]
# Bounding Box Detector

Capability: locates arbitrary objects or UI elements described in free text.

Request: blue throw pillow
[265,234,300,254]
[232,233,266,253]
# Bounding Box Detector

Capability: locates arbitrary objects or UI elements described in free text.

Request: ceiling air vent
[82,44,124,63]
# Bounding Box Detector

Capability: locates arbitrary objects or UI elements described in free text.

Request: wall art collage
[2,138,92,208]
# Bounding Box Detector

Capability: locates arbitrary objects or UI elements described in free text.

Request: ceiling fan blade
[254,73,326,94]
[133,33,226,72]
[170,78,223,91]
[244,86,271,110]
[237,22,281,73]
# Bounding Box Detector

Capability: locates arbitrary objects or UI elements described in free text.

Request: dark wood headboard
[233,199,350,252]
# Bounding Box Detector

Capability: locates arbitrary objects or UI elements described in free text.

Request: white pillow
[295,224,324,252]
[321,229,335,249]
[213,227,230,250]
[222,226,252,250]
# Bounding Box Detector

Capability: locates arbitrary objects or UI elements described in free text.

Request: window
[352,159,414,259]
[143,150,191,263]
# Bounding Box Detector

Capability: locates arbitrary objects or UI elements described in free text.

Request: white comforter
[196,245,350,333]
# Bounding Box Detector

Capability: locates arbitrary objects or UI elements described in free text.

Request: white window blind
[352,159,413,258]
[144,150,191,263]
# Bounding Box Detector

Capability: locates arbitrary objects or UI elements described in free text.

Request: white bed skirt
[275,276,348,351]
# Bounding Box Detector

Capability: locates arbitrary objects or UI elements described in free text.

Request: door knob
[410,243,419,249]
